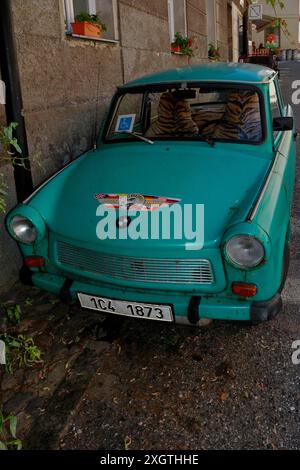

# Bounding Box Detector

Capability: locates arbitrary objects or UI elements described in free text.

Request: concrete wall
[0,0,239,291]
[0,70,21,291]
[0,165,21,292]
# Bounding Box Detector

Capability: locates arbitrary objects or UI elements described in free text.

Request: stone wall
[8,0,210,186]
[0,70,21,290]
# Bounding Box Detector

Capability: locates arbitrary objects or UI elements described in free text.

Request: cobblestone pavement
[1,62,300,450]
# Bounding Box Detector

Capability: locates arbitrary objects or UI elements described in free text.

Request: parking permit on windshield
[115,114,136,133]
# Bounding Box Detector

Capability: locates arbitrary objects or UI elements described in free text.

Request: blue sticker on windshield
[115,114,136,133]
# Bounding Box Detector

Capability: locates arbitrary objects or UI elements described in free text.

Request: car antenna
[93,62,101,151]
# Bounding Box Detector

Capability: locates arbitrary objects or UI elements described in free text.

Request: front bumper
[22,268,282,324]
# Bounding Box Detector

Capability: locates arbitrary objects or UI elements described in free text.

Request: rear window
[106,85,264,144]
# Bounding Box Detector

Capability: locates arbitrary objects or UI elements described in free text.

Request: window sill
[171,51,188,56]
[66,33,119,44]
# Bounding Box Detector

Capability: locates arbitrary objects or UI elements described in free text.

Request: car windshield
[105,84,263,144]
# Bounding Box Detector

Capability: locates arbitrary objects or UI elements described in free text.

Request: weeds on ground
[24,298,34,307]
[0,333,42,374]
[5,304,22,325]
[0,409,22,450]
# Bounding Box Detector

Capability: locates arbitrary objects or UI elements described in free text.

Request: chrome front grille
[56,241,214,285]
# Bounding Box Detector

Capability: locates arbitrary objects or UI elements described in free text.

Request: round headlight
[10,216,37,244]
[225,235,265,268]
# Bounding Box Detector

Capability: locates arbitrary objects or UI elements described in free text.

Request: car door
[271,78,296,213]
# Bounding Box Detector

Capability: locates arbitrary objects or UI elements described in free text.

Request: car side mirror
[273,117,294,132]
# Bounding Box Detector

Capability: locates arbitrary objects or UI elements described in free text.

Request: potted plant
[71,11,107,38]
[208,43,220,61]
[171,32,194,57]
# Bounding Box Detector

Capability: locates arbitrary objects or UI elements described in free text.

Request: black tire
[279,240,290,293]
[249,239,289,325]
[264,240,290,322]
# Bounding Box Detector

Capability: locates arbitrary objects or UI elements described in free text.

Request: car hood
[28,142,271,251]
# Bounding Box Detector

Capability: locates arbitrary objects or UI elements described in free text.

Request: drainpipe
[0,0,33,202]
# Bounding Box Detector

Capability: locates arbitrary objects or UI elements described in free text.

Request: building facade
[252,0,300,50]
[0,0,248,290]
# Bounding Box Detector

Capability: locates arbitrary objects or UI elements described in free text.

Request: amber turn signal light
[24,256,45,268]
[232,282,257,298]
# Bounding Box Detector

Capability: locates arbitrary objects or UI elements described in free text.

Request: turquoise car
[6,64,296,326]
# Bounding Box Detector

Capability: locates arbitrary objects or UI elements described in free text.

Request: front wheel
[279,240,290,294]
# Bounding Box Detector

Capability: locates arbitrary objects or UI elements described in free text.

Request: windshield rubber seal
[101,82,267,147]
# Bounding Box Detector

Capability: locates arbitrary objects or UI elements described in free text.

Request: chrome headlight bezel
[224,235,265,269]
[10,215,38,245]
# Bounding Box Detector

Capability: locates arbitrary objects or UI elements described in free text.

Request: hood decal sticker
[94,193,181,211]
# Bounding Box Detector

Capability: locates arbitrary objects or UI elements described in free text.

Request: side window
[270,80,282,119]
[269,80,282,139]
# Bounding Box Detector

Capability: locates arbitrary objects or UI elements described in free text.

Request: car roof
[121,63,276,89]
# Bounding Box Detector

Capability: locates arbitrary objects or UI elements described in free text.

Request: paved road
[59,61,300,450]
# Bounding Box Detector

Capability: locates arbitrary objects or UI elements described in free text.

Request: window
[64,0,119,41]
[270,80,282,139]
[270,81,282,119]
[168,0,187,42]
[206,0,216,47]
[105,86,263,144]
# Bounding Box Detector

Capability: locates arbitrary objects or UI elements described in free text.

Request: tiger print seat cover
[154,92,198,136]
[152,91,260,141]
[212,90,261,141]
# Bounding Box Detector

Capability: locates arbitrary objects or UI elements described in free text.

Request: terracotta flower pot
[71,21,102,38]
[171,45,181,54]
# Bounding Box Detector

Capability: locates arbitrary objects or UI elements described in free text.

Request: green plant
[266,0,285,10]
[0,333,42,374]
[5,304,22,325]
[0,122,22,214]
[0,122,43,214]
[75,11,107,31]
[265,0,296,46]
[208,43,220,61]
[0,410,22,450]
[0,122,21,155]
[0,122,22,213]
[172,32,194,57]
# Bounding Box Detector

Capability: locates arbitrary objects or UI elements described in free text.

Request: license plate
[77,293,174,323]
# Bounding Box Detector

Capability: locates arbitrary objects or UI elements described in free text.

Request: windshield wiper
[113,131,154,145]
